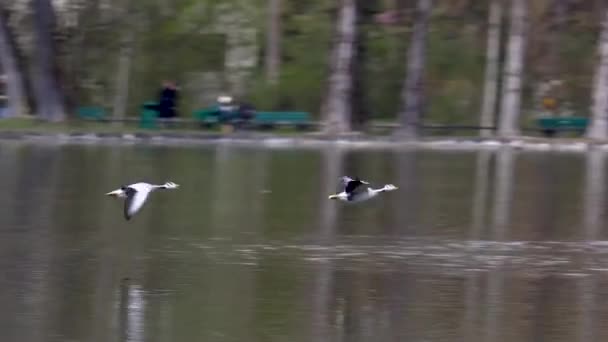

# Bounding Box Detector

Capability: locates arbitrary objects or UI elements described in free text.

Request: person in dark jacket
[236,101,255,129]
[158,80,178,119]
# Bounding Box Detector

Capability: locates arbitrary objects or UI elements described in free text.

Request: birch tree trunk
[0,8,28,117]
[497,0,527,138]
[321,0,357,135]
[31,0,66,121]
[479,0,503,137]
[265,0,281,84]
[586,8,608,140]
[396,0,433,140]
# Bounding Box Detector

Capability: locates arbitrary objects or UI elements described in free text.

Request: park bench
[140,101,159,129]
[193,108,313,130]
[535,116,588,137]
[193,107,220,127]
[77,106,107,120]
[253,111,312,129]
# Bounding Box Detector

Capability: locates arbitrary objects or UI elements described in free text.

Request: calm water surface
[0,141,608,342]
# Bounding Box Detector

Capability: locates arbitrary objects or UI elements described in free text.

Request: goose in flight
[106,182,179,220]
[328,176,397,203]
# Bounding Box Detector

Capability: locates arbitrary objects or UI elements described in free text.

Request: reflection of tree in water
[577,149,605,342]
[342,150,394,235]
[484,147,514,342]
[315,148,424,341]
[391,149,421,235]
[464,149,493,341]
[470,150,493,239]
[210,145,240,232]
[8,144,61,340]
[119,278,146,342]
[535,153,562,237]
[203,145,260,340]
[42,146,127,341]
[210,145,265,235]
[310,146,343,342]
[92,147,126,342]
[0,144,47,341]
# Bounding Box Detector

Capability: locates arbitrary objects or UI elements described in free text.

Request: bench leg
[259,124,274,130]
[296,124,310,131]
[542,129,555,137]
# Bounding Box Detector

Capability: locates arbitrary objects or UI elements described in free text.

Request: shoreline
[0,130,605,152]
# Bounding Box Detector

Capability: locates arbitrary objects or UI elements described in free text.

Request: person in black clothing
[158,80,178,119]
[236,101,255,129]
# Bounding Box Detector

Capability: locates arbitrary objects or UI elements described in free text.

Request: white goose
[106,182,179,220]
[328,176,397,203]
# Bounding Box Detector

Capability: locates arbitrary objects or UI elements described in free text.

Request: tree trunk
[587,8,608,140]
[321,0,357,135]
[31,0,66,121]
[396,0,433,140]
[497,0,527,138]
[544,0,566,78]
[265,0,281,84]
[533,0,567,118]
[65,0,100,112]
[351,0,373,130]
[112,22,136,123]
[0,8,28,117]
[479,0,503,138]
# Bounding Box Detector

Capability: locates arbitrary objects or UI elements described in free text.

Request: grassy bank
[0,117,332,136]
[0,118,595,145]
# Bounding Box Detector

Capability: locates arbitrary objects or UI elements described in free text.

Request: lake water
[1,141,608,342]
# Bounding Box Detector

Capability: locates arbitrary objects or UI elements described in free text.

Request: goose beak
[328,194,338,200]
[106,189,123,197]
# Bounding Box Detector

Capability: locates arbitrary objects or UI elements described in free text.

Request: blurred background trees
[0,0,606,137]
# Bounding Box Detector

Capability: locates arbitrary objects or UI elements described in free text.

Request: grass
[0,117,139,133]
[0,117,323,136]
[0,117,594,143]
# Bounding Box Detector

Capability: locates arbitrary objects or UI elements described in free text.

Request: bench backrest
[77,106,106,119]
[253,111,311,123]
[193,108,311,124]
[536,117,588,129]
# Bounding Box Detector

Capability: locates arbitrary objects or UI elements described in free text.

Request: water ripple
[173,237,608,276]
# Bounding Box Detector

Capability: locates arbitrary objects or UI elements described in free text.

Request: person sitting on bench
[158,80,179,119]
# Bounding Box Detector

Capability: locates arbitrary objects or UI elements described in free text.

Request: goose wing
[341,176,367,194]
[124,187,150,220]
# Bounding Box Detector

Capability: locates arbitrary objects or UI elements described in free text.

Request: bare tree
[31,0,66,121]
[587,8,608,140]
[265,0,281,84]
[542,0,567,79]
[322,0,358,135]
[497,0,527,138]
[112,4,137,123]
[0,7,29,117]
[351,0,373,129]
[479,0,503,137]
[396,0,433,139]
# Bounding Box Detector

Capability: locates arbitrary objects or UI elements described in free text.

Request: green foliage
[363,25,408,119]
[39,0,606,126]
[425,19,484,124]
[248,3,332,115]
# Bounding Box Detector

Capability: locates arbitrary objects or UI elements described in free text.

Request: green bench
[536,116,588,137]
[77,106,107,120]
[193,108,312,130]
[140,101,160,129]
[253,111,311,129]
[193,107,220,127]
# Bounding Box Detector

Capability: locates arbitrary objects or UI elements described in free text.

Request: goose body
[328,176,397,203]
[106,181,179,220]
